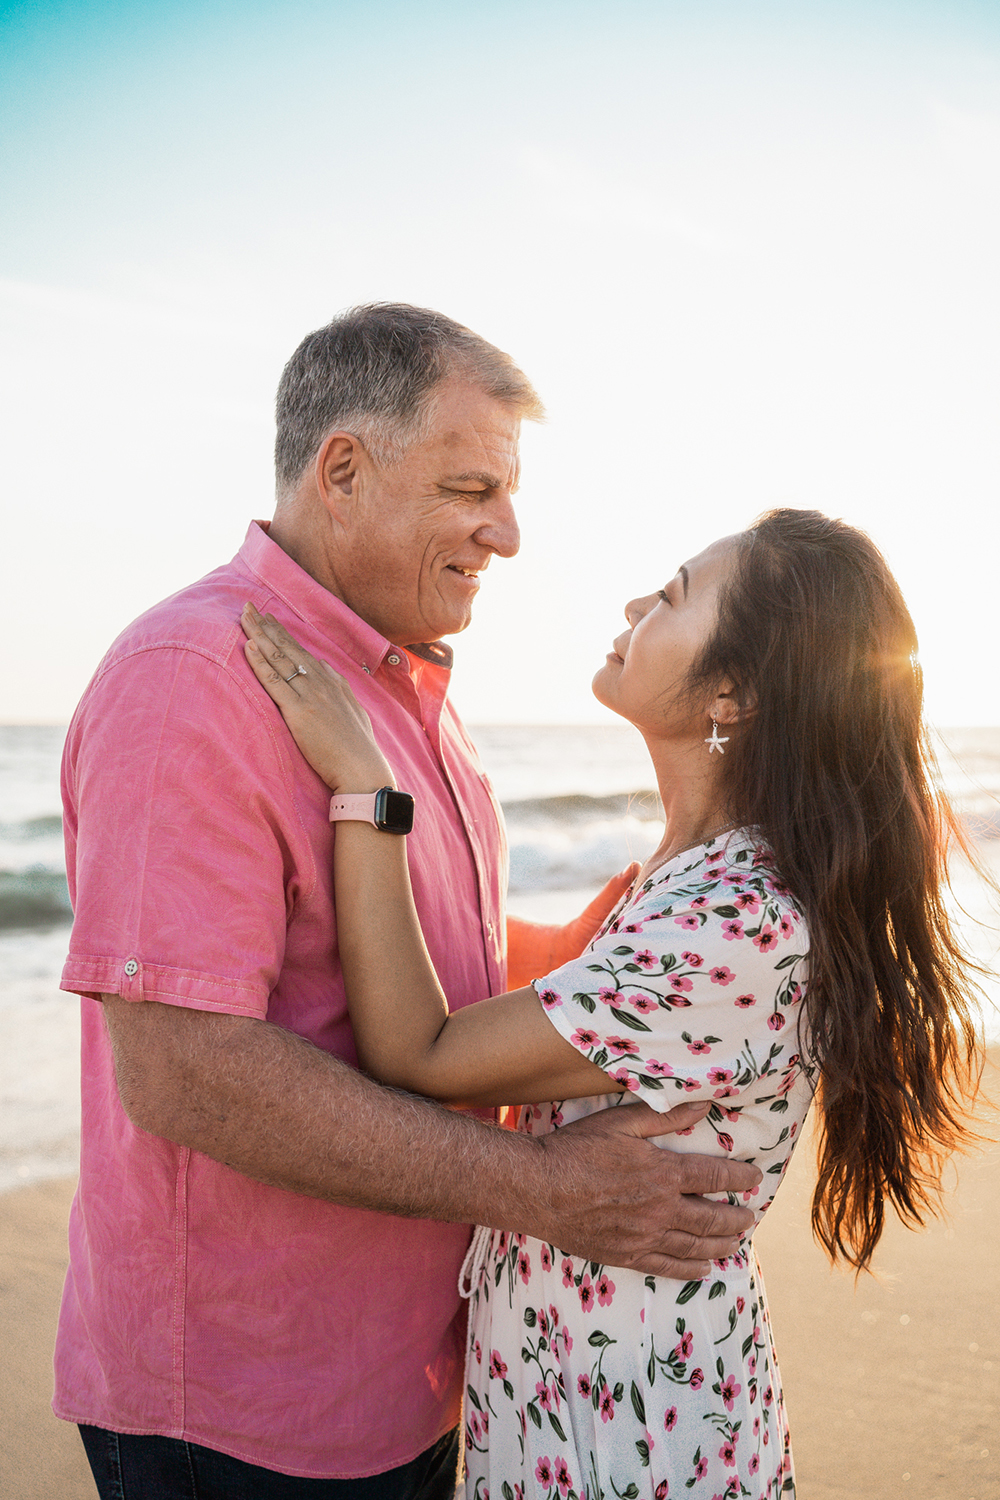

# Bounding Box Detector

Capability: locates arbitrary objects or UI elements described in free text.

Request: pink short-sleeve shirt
[56,521,508,1479]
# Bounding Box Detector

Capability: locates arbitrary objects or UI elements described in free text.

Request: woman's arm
[241,605,626,1107]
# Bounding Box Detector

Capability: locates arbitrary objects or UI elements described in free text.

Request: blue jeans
[78,1424,462,1500]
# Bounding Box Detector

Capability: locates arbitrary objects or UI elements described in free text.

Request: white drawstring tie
[458,1223,493,1300]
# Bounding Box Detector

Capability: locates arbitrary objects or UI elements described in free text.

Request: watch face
[374,787,415,835]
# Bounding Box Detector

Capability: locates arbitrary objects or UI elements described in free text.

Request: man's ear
[314,431,363,520]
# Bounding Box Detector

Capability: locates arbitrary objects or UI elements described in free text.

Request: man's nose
[475,493,520,558]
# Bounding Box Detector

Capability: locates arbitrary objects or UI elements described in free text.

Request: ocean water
[1,723,998,1191]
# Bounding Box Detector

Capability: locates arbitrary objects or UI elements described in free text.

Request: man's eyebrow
[443,471,510,491]
[679,564,689,599]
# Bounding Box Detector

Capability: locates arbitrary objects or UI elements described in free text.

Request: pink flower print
[767,1010,786,1032]
[710,965,736,986]
[716,1131,734,1152]
[707,1066,734,1086]
[577,1372,592,1397]
[551,1106,564,1127]
[734,993,756,1008]
[468,1411,481,1442]
[540,1244,553,1272]
[497,1232,508,1255]
[538,988,562,1009]
[599,1383,616,1422]
[664,1405,678,1431]
[747,1353,757,1375]
[473,1339,482,1365]
[736,1296,745,1313]
[597,1271,616,1306]
[578,1274,595,1312]
[517,1250,531,1284]
[687,1038,712,1056]
[562,1329,573,1353]
[515,1487,524,1500]
[719,1439,737,1467]
[571,1027,599,1049]
[682,1077,701,1091]
[714,1085,739,1100]
[655,1483,669,1500]
[721,919,744,941]
[609,1067,640,1092]
[734,891,760,913]
[719,1372,742,1410]
[691,896,709,908]
[489,1350,508,1379]
[561,1257,574,1288]
[548,1303,560,1327]
[674,1330,693,1360]
[646,1059,674,1076]
[538,1308,549,1337]
[598,987,618,1006]
[670,975,694,993]
[536,1381,552,1412]
[682,950,704,967]
[555,1458,573,1495]
[631,994,658,1014]
[779,914,794,939]
[753,1417,760,1437]
[778,1070,797,1095]
[535,1457,553,1488]
[753,924,779,954]
[763,1383,774,1407]
[748,1453,760,1475]
[607,1036,640,1056]
[623,922,643,934]
[690,1367,704,1390]
[675,913,700,930]
[694,1456,708,1479]
[635,949,657,968]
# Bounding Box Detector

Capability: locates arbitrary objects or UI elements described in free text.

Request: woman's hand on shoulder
[241,603,393,793]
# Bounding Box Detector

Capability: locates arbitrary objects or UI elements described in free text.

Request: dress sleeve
[532,850,809,1130]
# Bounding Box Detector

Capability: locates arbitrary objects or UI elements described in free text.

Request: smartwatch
[328,786,415,835]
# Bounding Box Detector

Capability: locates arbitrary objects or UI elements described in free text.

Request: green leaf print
[635,1437,650,1467]
[676,1280,702,1304]
[630,1380,646,1424]
[708,1280,726,1300]
[548,1410,568,1441]
[527,1400,542,1429]
[609,1006,653,1032]
[524,1308,537,1326]
[588,1331,613,1347]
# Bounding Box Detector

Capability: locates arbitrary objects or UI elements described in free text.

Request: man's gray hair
[274,302,545,493]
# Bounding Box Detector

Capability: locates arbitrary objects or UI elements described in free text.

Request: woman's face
[592,534,738,739]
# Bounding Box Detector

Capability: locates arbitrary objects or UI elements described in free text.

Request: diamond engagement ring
[284,665,307,683]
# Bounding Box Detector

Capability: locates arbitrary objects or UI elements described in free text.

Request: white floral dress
[462,831,816,1500]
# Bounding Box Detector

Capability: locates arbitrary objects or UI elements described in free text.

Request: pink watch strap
[328,792,379,825]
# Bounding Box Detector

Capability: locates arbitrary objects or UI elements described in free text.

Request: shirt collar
[238,521,453,674]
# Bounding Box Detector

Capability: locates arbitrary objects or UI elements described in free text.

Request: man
[57,304,760,1498]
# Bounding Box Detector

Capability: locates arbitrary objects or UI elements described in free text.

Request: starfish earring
[705,718,729,755]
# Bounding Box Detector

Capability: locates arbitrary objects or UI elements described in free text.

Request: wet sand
[2,1055,998,1500]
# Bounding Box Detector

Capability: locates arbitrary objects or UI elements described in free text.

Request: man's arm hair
[104,996,761,1281]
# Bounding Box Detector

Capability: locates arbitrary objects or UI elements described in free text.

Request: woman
[241,509,982,1500]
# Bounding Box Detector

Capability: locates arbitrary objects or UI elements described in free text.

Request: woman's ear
[711,683,754,727]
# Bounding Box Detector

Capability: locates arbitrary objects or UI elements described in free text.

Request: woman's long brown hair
[691,509,985,1271]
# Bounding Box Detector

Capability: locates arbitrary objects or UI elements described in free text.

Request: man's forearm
[103,996,762,1279]
[103,995,546,1225]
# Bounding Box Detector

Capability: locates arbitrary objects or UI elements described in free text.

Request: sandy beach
[2,1056,998,1500]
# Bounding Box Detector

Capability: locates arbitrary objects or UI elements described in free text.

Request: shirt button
[124,959,138,977]
[387,653,401,666]
[361,664,371,675]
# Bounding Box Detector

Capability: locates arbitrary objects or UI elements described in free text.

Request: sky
[1,0,998,725]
